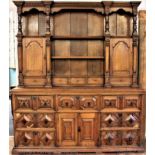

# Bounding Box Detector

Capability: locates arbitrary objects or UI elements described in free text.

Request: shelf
[51,56,105,60]
[51,36,105,40]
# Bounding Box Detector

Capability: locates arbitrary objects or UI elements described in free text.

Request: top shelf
[51,36,105,40]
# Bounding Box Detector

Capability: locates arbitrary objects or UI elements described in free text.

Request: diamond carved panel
[101,113,122,127]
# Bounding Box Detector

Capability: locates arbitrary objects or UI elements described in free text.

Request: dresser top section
[13,1,141,8]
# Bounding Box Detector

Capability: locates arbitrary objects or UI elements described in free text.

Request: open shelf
[51,56,105,60]
[51,36,105,40]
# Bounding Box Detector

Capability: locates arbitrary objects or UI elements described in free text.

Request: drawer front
[57,96,78,110]
[14,96,54,111]
[79,96,99,110]
[101,130,140,146]
[101,113,122,128]
[101,96,119,109]
[123,96,140,109]
[122,113,140,128]
[15,96,33,111]
[37,96,54,110]
[15,131,55,147]
[14,113,55,128]
[57,96,99,110]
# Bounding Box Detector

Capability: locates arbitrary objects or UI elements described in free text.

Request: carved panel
[101,96,119,109]
[79,96,98,110]
[57,113,78,146]
[15,96,33,111]
[123,96,140,109]
[37,113,55,128]
[79,113,98,146]
[15,131,55,147]
[122,113,140,128]
[57,96,78,110]
[101,113,122,128]
[110,38,132,86]
[23,38,46,77]
[37,96,54,110]
[15,113,34,128]
[101,131,122,146]
[122,130,140,146]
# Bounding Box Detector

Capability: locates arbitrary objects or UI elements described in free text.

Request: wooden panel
[57,113,78,146]
[70,41,87,56]
[22,16,28,35]
[109,14,117,36]
[24,78,46,86]
[15,96,33,111]
[110,38,132,86]
[28,15,38,36]
[79,113,98,146]
[70,78,86,85]
[101,96,119,109]
[101,113,122,128]
[88,13,104,36]
[23,38,46,77]
[117,15,128,36]
[88,60,103,76]
[53,78,68,86]
[37,96,54,110]
[54,60,70,76]
[79,96,98,110]
[54,12,70,36]
[15,131,55,147]
[123,96,140,109]
[88,41,103,56]
[57,96,78,110]
[70,60,87,76]
[38,14,46,36]
[53,41,70,56]
[88,78,103,85]
[71,12,87,36]
[101,131,122,146]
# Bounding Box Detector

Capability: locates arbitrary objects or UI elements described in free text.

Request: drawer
[101,130,140,146]
[14,96,54,111]
[123,96,140,109]
[15,131,55,147]
[57,96,78,110]
[101,96,119,109]
[14,113,55,128]
[15,96,33,111]
[79,96,99,110]
[101,113,122,128]
[122,130,140,146]
[101,131,122,146]
[37,96,54,110]
[122,113,140,128]
[56,96,99,110]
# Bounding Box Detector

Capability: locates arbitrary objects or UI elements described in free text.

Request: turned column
[16,2,24,86]
[104,3,111,87]
[132,4,139,87]
[44,1,52,87]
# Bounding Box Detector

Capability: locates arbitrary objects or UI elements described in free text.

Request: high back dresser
[11,1,146,154]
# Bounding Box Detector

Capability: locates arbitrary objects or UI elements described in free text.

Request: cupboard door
[79,113,98,146]
[23,38,46,77]
[110,38,132,86]
[57,113,78,146]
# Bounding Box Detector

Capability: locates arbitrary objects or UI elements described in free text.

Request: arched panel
[23,38,46,76]
[110,38,133,86]
[112,41,130,75]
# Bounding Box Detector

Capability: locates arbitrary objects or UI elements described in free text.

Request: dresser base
[12,146,145,155]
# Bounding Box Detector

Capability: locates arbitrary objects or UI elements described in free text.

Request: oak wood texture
[12,1,145,154]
